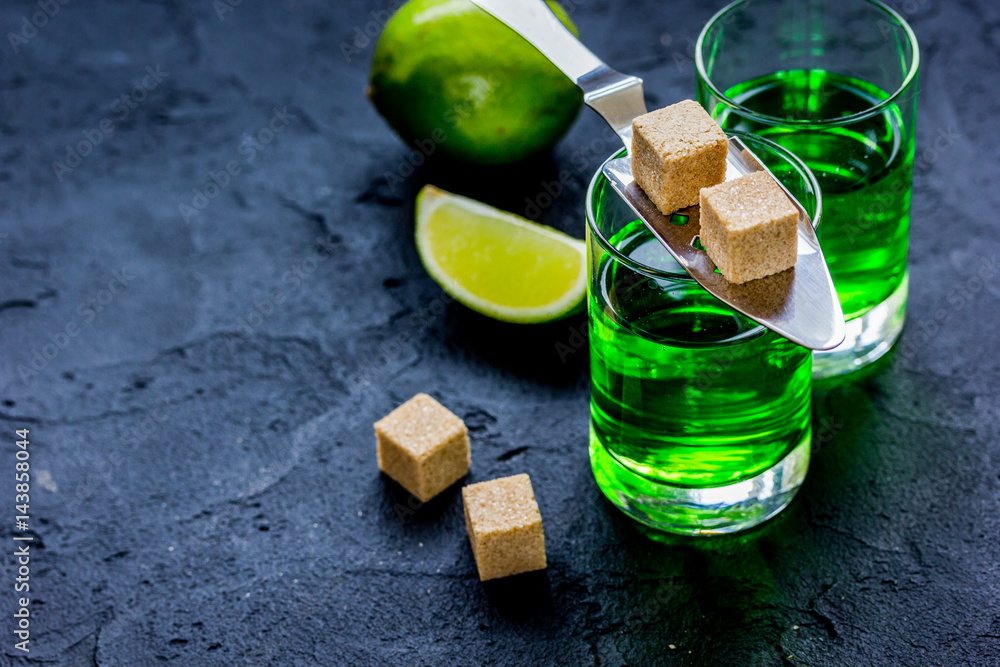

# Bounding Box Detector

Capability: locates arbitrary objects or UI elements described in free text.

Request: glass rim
[585,131,823,281]
[695,0,921,128]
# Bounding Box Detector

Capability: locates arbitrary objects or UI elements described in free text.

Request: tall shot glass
[587,133,822,536]
[696,0,919,378]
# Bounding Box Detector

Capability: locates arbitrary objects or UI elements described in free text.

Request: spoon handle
[469,0,647,151]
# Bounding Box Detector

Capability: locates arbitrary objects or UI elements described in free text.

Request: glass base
[812,271,909,379]
[589,425,811,536]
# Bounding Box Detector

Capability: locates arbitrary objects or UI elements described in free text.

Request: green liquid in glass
[588,221,812,489]
[714,70,912,319]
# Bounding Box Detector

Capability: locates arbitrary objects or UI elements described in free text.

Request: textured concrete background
[1,0,998,665]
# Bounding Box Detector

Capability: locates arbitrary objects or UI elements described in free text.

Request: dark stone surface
[1,0,998,665]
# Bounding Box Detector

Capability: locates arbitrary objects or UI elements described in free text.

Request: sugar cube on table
[462,473,546,581]
[374,393,470,502]
[699,170,800,284]
[631,99,729,216]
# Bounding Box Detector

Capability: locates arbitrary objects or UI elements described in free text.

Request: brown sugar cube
[374,393,469,502]
[462,474,546,581]
[631,99,729,216]
[699,170,800,284]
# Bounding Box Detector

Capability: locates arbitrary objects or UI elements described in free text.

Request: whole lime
[367,0,583,165]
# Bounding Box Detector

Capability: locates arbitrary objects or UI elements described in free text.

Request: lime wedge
[415,185,586,324]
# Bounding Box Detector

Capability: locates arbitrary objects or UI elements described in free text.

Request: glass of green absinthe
[587,134,821,535]
[696,0,919,378]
